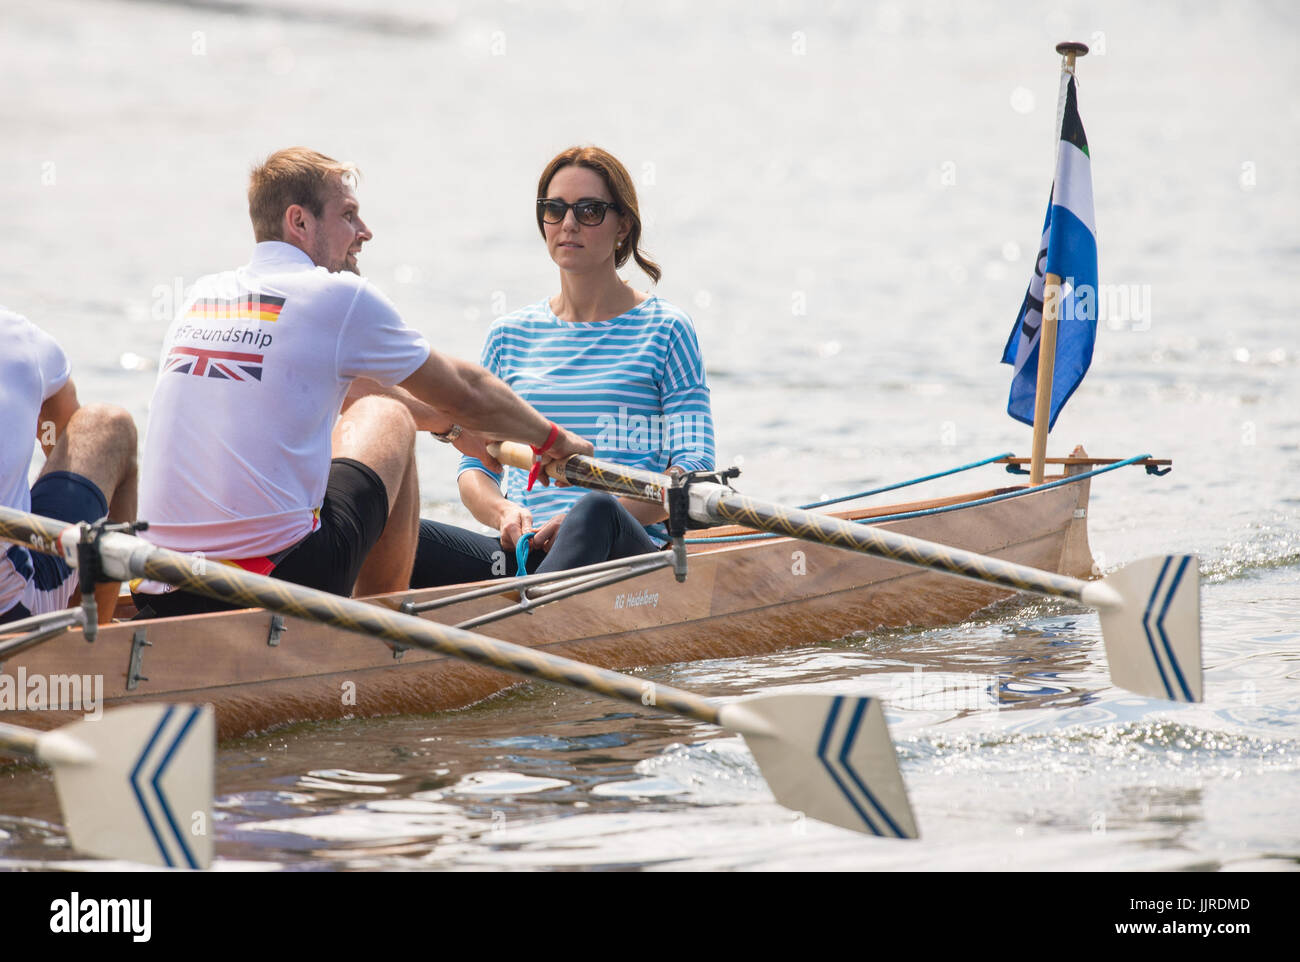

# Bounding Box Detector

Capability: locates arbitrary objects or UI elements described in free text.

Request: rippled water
[1,0,1297,871]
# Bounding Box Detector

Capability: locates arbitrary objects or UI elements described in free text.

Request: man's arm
[345,378,452,433]
[37,379,79,459]
[398,350,591,459]
[345,377,491,460]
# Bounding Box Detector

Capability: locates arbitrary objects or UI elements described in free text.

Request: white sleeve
[335,282,431,386]
[31,322,71,400]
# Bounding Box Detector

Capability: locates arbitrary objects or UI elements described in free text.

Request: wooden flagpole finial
[1056,41,1089,73]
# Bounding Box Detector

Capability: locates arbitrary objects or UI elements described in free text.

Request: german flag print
[185,293,286,323]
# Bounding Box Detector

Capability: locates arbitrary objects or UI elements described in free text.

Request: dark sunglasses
[537,198,619,226]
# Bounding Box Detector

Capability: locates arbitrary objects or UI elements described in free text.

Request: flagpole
[1029,41,1089,485]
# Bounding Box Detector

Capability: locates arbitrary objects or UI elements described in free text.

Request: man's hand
[530,512,566,552]
[549,425,594,460]
[497,502,534,552]
[533,425,594,487]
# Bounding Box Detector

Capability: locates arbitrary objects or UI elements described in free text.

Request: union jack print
[164,347,264,381]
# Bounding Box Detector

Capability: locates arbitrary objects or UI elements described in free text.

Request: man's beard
[309,238,358,274]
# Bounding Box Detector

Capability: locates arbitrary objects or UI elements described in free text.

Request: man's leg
[353,452,418,596]
[35,403,137,622]
[330,394,418,596]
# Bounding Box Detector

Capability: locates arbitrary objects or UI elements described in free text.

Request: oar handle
[486,442,671,504]
[489,440,558,474]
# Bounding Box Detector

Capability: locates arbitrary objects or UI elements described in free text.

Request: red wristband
[526,422,561,491]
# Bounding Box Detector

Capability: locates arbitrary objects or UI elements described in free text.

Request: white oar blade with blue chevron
[720,694,918,839]
[52,704,214,869]
[1095,554,1202,703]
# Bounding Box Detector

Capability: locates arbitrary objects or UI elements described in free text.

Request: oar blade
[1097,554,1202,703]
[52,704,214,869]
[721,694,918,839]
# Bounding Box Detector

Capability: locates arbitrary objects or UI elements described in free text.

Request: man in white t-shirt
[0,308,139,626]
[133,147,590,618]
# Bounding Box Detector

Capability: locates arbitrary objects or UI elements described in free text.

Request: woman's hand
[497,503,534,552]
[530,512,567,552]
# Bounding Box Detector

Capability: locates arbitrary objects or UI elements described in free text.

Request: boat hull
[1,477,1094,739]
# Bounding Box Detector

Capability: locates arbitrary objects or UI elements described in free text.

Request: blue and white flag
[1001,75,1098,430]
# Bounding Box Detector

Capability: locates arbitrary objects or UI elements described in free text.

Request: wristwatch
[431,424,463,443]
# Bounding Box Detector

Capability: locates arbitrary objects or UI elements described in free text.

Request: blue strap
[515,532,535,577]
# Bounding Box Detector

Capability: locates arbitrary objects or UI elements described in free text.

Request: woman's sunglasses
[537,199,619,227]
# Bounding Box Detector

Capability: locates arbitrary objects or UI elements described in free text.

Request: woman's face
[540,165,628,275]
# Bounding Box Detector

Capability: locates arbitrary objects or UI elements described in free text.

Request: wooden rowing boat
[1,456,1101,740]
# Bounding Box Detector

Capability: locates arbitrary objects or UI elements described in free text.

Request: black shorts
[132,458,389,620]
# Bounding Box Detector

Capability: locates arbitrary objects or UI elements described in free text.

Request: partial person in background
[131,147,591,619]
[0,307,138,625]
[410,145,715,587]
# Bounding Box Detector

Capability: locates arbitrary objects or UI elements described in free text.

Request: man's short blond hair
[248,147,359,242]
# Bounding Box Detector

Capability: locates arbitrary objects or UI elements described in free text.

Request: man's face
[304,177,372,274]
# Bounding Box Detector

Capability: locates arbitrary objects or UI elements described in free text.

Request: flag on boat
[1001,74,1098,429]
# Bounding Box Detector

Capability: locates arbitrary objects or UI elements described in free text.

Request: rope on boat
[689,452,1155,544]
[797,450,1016,509]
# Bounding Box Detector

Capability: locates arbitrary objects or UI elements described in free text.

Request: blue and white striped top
[459,296,715,539]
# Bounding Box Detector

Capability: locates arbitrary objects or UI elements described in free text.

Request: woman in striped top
[409,146,715,586]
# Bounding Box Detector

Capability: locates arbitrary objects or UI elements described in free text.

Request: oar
[0,704,214,868]
[0,506,917,840]
[488,443,1203,703]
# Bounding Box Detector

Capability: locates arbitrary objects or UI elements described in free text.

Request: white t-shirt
[137,242,430,558]
[0,308,71,614]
